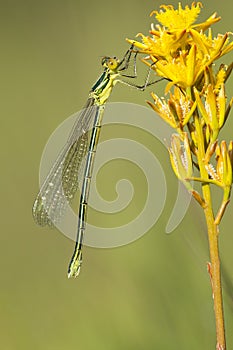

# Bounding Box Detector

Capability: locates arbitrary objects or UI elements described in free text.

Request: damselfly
[32,45,158,278]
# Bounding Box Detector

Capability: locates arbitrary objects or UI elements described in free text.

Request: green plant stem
[194,115,226,349]
[203,185,226,350]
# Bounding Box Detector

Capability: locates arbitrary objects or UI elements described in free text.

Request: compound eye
[109,57,119,69]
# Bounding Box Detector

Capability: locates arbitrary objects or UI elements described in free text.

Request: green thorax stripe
[90,68,119,105]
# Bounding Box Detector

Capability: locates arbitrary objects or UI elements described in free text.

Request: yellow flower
[169,133,193,190]
[148,87,196,128]
[127,3,233,89]
[190,30,233,67]
[194,81,227,137]
[151,2,203,31]
[214,141,233,224]
[215,141,233,187]
[204,141,233,188]
[155,44,198,88]
[147,92,178,129]
[151,3,221,33]
[133,30,183,58]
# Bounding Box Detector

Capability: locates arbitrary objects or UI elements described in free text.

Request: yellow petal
[217,84,226,128]
[186,44,196,86]
[205,85,218,131]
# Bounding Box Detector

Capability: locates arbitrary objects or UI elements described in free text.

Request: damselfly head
[101,56,120,70]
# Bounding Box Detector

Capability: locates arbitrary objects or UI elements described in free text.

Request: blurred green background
[1,0,233,349]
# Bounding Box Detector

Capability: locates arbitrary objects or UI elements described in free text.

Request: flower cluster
[128,2,233,224]
[128,2,232,90]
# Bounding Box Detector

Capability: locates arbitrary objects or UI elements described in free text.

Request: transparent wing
[32,98,98,227]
